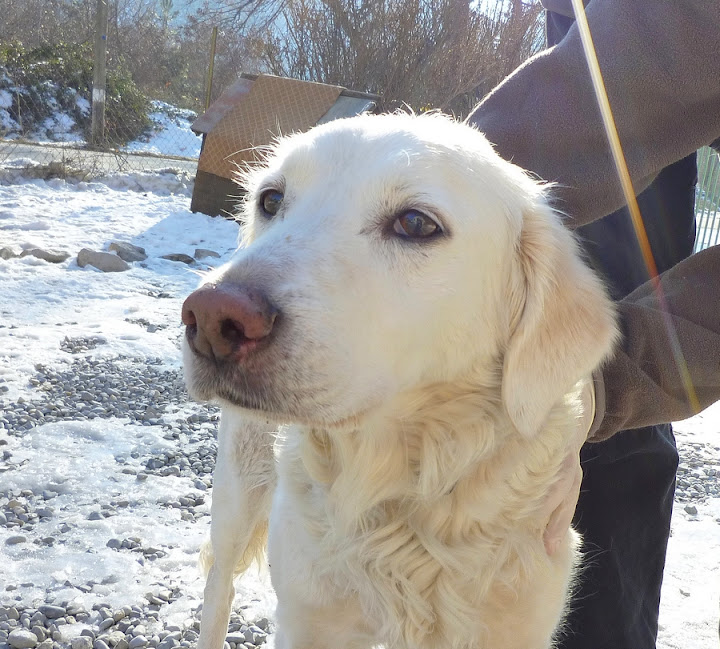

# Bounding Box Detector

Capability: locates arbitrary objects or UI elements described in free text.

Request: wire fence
[0,139,199,180]
[695,146,720,251]
[2,56,720,252]
[0,56,201,180]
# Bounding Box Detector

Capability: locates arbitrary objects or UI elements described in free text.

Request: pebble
[0,344,267,648]
[1,355,219,484]
[156,639,177,649]
[7,629,38,649]
[22,299,718,649]
[675,441,720,503]
[97,621,114,633]
[38,608,64,621]
[71,638,93,649]
[29,628,45,643]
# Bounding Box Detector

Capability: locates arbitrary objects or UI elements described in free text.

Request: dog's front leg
[197,411,276,649]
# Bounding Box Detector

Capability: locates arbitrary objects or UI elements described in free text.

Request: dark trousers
[558,424,678,649]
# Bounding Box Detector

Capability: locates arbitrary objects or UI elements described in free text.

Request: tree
[0,0,543,117]
[201,0,543,117]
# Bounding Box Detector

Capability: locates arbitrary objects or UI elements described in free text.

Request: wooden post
[205,26,218,111]
[91,0,109,146]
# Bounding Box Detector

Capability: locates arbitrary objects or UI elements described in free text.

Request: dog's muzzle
[182,283,279,362]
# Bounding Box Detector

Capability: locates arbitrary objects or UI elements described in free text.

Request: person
[536,5,697,648]
[466,0,720,646]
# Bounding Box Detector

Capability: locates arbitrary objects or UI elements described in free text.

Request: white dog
[182,113,618,649]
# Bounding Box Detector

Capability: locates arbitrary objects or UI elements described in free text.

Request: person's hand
[542,377,595,555]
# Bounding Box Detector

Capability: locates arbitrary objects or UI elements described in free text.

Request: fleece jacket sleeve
[467,0,720,438]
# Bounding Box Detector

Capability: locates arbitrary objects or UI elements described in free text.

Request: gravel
[675,441,720,502]
[0,341,272,649]
[1,332,717,649]
[1,350,220,483]
[0,603,270,649]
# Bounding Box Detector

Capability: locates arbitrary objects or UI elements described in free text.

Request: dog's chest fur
[270,384,582,649]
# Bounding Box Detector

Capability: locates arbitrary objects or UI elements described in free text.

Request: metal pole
[205,26,218,111]
[91,0,109,146]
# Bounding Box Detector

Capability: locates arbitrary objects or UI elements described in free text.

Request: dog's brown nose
[182,284,278,361]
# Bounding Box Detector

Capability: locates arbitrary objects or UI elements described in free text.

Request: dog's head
[183,113,616,434]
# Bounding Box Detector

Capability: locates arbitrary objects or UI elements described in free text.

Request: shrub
[0,41,151,146]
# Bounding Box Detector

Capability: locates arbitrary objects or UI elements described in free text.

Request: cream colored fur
[183,113,618,649]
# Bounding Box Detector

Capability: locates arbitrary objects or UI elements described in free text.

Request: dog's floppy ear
[502,199,618,437]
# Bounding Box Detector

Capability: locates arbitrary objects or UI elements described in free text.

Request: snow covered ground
[0,97,201,160]
[0,172,718,648]
[123,102,201,159]
[0,175,274,649]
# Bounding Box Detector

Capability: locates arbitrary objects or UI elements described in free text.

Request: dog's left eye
[259,189,283,217]
[393,210,441,239]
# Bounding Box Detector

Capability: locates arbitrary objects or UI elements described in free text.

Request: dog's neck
[279,375,583,648]
[291,372,581,538]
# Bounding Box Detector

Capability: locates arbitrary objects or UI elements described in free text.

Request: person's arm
[543,247,720,554]
[467,0,720,228]
[472,0,720,556]
[468,0,720,438]
[593,246,720,439]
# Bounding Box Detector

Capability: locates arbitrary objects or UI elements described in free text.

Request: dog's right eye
[259,189,283,217]
[393,210,441,239]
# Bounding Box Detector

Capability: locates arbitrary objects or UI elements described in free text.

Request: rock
[684,504,698,516]
[157,639,178,649]
[7,629,38,649]
[77,249,130,273]
[160,253,195,265]
[193,248,220,260]
[109,242,147,263]
[29,629,45,643]
[19,248,70,263]
[38,606,65,620]
[98,619,116,633]
[128,636,148,649]
[0,247,18,260]
[5,608,19,621]
[101,631,125,647]
[4,536,27,545]
[225,635,247,644]
[71,637,93,649]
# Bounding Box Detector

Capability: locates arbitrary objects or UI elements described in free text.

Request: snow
[4,418,209,617]
[0,88,12,109]
[658,405,720,647]
[0,173,275,626]
[75,95,90,117]
[0,92,201,158]
[123,101,202,158]
[0,170,718,645]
